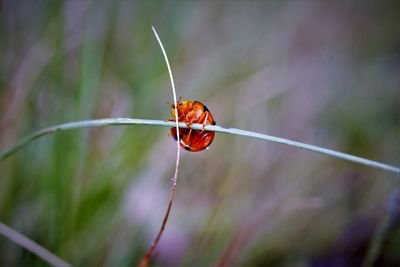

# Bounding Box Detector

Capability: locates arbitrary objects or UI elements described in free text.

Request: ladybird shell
[169,100,216,152]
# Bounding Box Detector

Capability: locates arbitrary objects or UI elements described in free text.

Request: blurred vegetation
[0,1,399,267]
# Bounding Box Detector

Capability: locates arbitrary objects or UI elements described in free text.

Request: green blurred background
[1,1,399,266]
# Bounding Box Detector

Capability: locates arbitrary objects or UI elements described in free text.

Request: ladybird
[169,99,216,152]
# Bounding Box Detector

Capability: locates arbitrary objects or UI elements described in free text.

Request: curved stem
[138,26,182,266]
[138,183,177,267]
[0,118,399,174]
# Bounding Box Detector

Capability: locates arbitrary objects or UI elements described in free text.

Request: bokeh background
[1,1,400,266]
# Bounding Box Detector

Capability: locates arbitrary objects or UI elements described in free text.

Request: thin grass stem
[362,188,400,267]
[0,118,399,174]
[138,27,181,267]
[0,222,71,267]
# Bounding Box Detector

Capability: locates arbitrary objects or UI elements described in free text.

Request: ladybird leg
[185,115,196,129]
[202,112,209,131]
[196,112,209,131]
[186,128,193,144]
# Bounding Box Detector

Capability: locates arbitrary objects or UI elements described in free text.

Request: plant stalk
[0,118,399,174]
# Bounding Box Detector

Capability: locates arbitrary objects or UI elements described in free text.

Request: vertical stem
[138,26,181,267]
[138,184,177,267]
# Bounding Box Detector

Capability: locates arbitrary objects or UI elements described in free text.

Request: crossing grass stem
[1,118,399,174]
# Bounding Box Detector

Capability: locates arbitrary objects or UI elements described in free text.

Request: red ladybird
[169,99,216,152]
